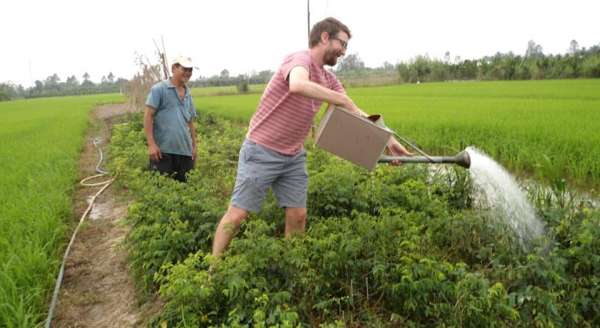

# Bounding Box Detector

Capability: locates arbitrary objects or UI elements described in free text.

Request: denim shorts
[231,139,308,213]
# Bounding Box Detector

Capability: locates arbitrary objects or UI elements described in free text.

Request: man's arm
[144,106,162,161]
[288,66,412,160]
[188,120,197,161]
[288,66,367,116]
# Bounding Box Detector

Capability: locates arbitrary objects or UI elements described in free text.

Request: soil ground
[52,104,160,327]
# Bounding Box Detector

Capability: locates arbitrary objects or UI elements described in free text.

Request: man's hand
[191,147,197,161]
[148,143,162,162]
[387,137,413,165]
[339,94,362,116]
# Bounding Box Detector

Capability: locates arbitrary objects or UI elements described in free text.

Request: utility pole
[307,0,311,40]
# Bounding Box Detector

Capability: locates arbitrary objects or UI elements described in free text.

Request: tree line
[0,72,127,101]
[189,69,274,88]
[336,40,600,83]
[1,40,599,101]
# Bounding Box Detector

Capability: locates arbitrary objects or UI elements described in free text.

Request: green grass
[0,94,124,326]
[194,79,600,190]
[196,93,262,120]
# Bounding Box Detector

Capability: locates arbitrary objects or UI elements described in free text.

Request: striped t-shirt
[247,50,345,155]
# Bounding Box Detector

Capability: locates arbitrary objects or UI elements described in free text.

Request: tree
[382,61,395,71]
[220,69,230,79]
[457,59,477,80]
[0,83,17,101]
[582,54,600,77]
[525,40,543,59]
[66,75,79,88]
[81,79,95,88]
[256,70,274,82]
[412,55,432,82]
[107,72,115,83]
[80,72,94,92]
[569,40,579,55]
[45,73,61,91]
[397,63,410,82]
[34,80,43,94]
[116,78,128,93]
[336,53,365,72]
[236,74,249,93]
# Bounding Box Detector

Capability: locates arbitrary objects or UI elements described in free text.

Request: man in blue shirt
[144,55,197,182]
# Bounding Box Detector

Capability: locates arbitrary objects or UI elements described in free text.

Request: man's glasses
[331,37,348,50]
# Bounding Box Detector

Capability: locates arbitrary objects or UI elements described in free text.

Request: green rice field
[0,94,123,326]
[193,79,600,191]
[190,83,265,97]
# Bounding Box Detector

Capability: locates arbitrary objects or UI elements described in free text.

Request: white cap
[172,55,193,68]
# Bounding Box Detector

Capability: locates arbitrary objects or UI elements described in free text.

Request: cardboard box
[315,106,392,170]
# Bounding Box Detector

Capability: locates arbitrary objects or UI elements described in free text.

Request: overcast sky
[2,0,599,87]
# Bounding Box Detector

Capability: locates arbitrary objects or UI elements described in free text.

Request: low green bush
[110,111,600,327]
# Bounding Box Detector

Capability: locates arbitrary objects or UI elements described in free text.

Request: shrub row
[109,112,600,327]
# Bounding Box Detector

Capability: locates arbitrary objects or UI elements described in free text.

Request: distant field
[194,79,600,190]
[190,83,265,97]
[0,94,124,326]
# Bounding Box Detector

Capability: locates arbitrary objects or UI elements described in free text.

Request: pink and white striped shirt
[247,50,345,155]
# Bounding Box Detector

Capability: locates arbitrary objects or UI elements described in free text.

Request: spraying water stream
[465,147,545,244]
[376,117,546,245]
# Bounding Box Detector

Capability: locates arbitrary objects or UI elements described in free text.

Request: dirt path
[52,104,152,327]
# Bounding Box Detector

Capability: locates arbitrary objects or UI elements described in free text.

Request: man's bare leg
[284,207,307,237]
[212,205,249,257]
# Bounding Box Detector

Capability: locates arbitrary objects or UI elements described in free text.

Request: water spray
[367,114,545,246]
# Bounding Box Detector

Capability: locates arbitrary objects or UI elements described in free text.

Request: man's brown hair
[308,17,351,48]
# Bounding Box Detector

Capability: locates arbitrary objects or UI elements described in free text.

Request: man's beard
[324,49,340,66]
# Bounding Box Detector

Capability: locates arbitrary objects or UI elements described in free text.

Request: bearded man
[212,17,411,256]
